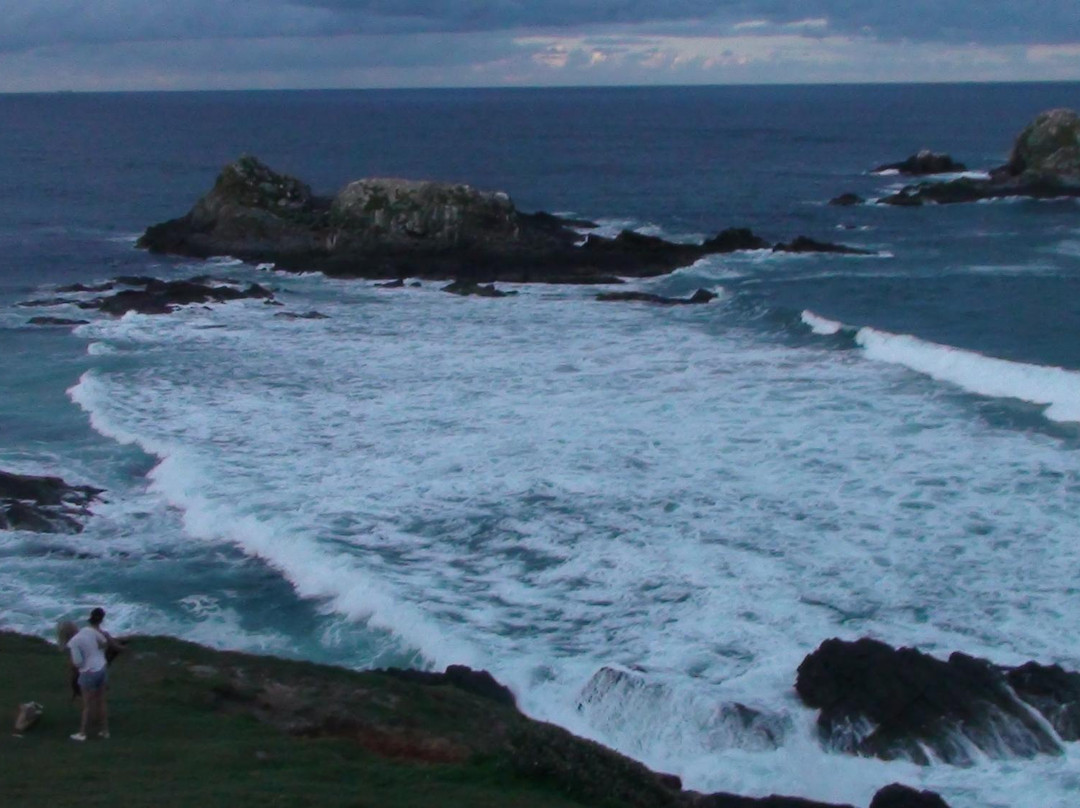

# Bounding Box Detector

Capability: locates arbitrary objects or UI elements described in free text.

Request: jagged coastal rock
[879,108,1080,205]
[0,470,102,533]
[138,156,874,282]
[796,637,1080,766]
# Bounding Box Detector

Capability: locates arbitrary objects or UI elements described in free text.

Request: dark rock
[877,109,1080,206]
[828,193,865,206]
[596,289,716,305]
[2,501,83,534]
[28,317,90,326]
[873,150,966,175]
[0,470,102,534]
[379,665,517,708]
[869,783,951,808]
[702,227,769,252]
[441,281,518,297]
[274,311,329,320]
[796,637,1064,765]
[1004,661,1080,741]
[0,470,101,507]
[375,279,405,288]
[773,237,875,256]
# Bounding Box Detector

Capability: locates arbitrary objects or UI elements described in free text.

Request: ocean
[2,83,1079,807]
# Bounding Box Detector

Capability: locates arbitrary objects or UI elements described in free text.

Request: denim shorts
[78,667,108,692]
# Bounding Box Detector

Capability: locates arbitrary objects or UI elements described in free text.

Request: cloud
[5,1,1080,53]
[1,1,1078,90]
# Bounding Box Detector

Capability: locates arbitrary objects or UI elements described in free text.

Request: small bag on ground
[13,701,44,735]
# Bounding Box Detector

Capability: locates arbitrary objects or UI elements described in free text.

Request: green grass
[0,632,681,808]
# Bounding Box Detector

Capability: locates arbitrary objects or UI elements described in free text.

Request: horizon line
[3,78,1079,96]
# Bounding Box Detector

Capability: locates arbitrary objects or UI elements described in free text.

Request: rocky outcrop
[796,637,1080,766]
[873,151,966,175]
[0,470,102,533]
[596,289,717,305]
[879,109,1080,205]
[139,157,874,283]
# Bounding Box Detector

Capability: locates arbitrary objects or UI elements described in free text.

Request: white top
[67,626,108,674]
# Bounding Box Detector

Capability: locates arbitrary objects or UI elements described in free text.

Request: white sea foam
[62,278,1080,808]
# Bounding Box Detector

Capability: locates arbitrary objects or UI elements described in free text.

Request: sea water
[2,84,1080,807]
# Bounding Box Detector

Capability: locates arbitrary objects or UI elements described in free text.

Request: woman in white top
[65,607,114,741]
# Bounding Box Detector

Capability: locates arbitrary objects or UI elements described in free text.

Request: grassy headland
[0,631,709,808]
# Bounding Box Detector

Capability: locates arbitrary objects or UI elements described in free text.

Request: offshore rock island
[138,156,873,282]
[878,108,1080,206]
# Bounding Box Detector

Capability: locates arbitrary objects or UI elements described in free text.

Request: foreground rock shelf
[138,156,875,284]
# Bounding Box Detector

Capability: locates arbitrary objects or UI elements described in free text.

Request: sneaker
[99,731,110,739]
[70,732,87,742]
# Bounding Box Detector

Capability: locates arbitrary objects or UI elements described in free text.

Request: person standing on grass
[66,607,111,741]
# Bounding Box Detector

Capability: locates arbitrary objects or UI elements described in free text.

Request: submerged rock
[879,109,1080,205]
[828,193,865,207]
[19,276,277,318]
[873,150,966,175]
[441,280,518,297]
[595,289,717,305]
[27,317,90,326]
[0,470,102,534]
[773,237,875,256]
[274,310,329,320]
[796,637,1078,765]
[576,666,790,754]
[85,278,274,316]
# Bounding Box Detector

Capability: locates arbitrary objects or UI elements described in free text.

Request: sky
[2,1,1079,92]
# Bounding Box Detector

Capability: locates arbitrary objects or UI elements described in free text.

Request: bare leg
[78,690,92,736]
